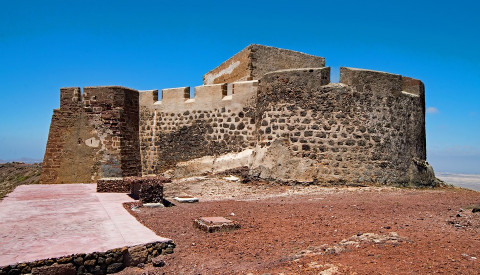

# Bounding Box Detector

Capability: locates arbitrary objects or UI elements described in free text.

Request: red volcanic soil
[119,178,480,274]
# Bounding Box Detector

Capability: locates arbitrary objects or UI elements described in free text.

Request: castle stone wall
[41,45,435,186]
[250,67,432,186]
[139,81,258,175]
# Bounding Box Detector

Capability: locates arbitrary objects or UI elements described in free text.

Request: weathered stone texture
[203,44,325,85]
[31,263,76,275]
[41,86,141,184]
[127,176,170,202]
[96,178,131,193]
[0,241,175,275]
[250,67,432,186]
[139,81,258,175]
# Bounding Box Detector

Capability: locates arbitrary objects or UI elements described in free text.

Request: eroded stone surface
[96,177,130,193]
[31,263,76,275]
[41,86,141,184]
[127,176,169,203]
[203,44,325,85]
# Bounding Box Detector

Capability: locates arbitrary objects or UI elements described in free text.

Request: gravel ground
[118,176,480,274]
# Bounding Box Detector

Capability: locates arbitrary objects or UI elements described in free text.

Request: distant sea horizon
[436,172,480,191]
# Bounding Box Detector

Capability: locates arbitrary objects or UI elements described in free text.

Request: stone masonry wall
[0,241,175,275]
[41,86,141,184]
[203,44,325,85]
[42,87,97,184]
[249,45,326,81]
[117,88,142,176]
[139,81,258,175]
[250,67,434,186]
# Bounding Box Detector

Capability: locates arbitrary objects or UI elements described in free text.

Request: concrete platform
[0,184,170,266]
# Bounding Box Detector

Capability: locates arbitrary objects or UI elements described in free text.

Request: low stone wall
[0,241,175,275]
[96,177,131,193]
[128,176,170,203]
[0,242,175,275]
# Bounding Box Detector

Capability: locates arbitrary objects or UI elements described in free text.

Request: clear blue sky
[0,0,479,173]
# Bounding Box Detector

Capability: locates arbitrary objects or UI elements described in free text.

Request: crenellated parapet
[140,80,258,113]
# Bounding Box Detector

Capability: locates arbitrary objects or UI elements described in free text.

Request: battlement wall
[140,81,258,113]
[139,81,259,175]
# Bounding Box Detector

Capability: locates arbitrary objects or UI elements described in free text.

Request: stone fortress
[41,44,437,186]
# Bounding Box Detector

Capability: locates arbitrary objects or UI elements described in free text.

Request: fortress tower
[41,44,436,186]
[41,86,141,183]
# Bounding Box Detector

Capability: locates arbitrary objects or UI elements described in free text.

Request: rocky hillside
[0,162,42,199]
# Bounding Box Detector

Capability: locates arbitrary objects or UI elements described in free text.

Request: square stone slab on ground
[194,217,240,233]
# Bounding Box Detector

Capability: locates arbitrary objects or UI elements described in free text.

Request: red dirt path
[120,178,480,274]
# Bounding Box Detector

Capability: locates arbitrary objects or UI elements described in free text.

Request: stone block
[106,262,124,273]
[151,256,165,267]
[124,245,148,267]
[127,176,170,203]
[194,217,240,233]
[32,263,76,275]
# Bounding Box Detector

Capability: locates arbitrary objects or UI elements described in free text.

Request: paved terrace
[0,184,170,266]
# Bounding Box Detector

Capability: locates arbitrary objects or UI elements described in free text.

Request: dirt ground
[120,176,480,274]
[0,162,41,199]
